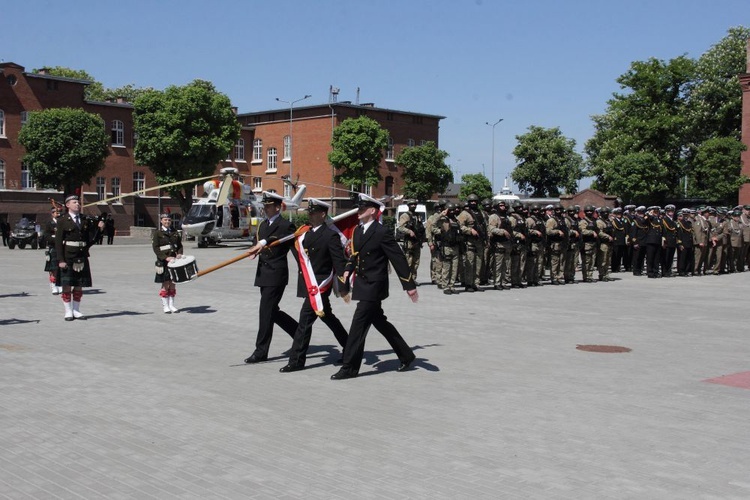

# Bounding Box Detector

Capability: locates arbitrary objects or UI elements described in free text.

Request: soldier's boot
[62,293,74,321]
[71,290,86,320]
[168,289,179,313]
[160,289,171,314]
[49,281,57,294]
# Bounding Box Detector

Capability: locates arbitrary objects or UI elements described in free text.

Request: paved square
[2,240,749,499]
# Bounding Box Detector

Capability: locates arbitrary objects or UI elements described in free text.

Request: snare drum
[167,255,199,283]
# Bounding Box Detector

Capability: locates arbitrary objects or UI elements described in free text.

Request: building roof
[238,102,445,120]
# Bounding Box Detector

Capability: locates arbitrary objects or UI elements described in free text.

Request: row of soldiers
[421,197,750,294]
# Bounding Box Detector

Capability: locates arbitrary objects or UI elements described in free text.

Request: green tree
[395,141,453,201]
[18,108,110,195]
[329,116,389,190]
[585,55,695,204]
[684,26,750,200]
[133,80,240,214]
[689,136,747,204]
[458,173,492,201]
[511,126,584,197]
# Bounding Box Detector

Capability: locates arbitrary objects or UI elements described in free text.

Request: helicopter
[181,167,306,248]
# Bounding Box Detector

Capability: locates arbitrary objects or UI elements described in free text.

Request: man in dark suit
[244,191,299,364]
[280,198,350,372]
[331,193,419,380]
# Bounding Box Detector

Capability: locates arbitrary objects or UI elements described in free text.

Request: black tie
[74,216,80,227]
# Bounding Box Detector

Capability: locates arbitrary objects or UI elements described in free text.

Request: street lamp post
[275,94,311,188]
[485,118,503,194]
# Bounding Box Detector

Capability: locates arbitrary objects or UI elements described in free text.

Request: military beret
[64,195,79,204]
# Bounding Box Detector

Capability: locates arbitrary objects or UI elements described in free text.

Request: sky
[3,0,749,194]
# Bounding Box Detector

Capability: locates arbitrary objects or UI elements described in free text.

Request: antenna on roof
[356,87,360,105]
[329,85,339,103]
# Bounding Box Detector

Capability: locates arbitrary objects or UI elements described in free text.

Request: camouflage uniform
[457,195,485,292]
[438,204,462,294]
[544,206,567,285]
[425,201,445,286]
[595,208,614,282]
[396,202,425,282]
[487,201,514,290]
[578,206,599,282]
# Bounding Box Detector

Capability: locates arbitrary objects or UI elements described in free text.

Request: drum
[167,255,199,283]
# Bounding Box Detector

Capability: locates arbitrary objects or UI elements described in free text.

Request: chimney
[116,97,126,104]
[231,106,238,115]
[38,67,50,75]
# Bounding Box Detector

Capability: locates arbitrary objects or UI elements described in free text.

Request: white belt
[159,244,172,251]
[65,241,86,247]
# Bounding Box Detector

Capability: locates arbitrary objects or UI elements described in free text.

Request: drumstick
[196,225,311,278]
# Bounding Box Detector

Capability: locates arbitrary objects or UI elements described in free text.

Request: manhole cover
[576,344,631,353]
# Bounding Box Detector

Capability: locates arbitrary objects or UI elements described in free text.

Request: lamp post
[485,118,503,194]
[275,94,311,188]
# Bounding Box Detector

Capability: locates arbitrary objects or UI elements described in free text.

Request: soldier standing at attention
[54,195,105,321]
[563,205,580,283]
[661,205,678,277]
[152,213,183,314]
[630,206,649,275]
[479,198,493,285]
[525,204,545,286]
[544,204,567,285]
[693,207,711,275]
[595,207,614,282]
[396,199,424,284]
[707,208,725,275]
[644,206,663,278]
[43,206,62,295]
[676,209,694,276]
[244,191,299,364]
[438,203,461,294]
[331,193,418,380]
[457,194,484,292]
[610,207,627,273]
[425,200,446,286]
[578,205,599,283]
[740,205,750,271]
[487,200,514,290]
[725,209,744,273]
[509,202,528,288]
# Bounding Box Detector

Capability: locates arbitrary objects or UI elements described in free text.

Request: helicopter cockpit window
[187,205,215,219]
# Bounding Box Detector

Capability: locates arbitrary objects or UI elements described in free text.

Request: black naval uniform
[676,216,694,276]
[54,213,102,287]
[247,215,299,361]
[661,214,678,277]
[333,221,416,378]
[285,223,350,369]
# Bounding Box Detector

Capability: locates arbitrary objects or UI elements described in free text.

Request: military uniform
[396,202,425,283]
[152,217,183,313]
[708,211,725,274]
[660,207,678,277]
[487,202,514,289]
[526,207,545,286]
[724,212,743,273]
[43,212,61,294]
[438,205,461,294]
[676,211,694,276]
[563,208,580,283]
[544,206,567,285]
[578,208,599,282]
[630,209,649,275]
[425,202,445,285]
[510,206,528,288]
[595,209,614,281]
[610,210,628,272]
[457,196,484,292]
[692,209,711,275]
[740,206,750,271]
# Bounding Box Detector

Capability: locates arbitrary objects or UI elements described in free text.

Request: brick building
[0,62,444,232]
[739,39,750,205]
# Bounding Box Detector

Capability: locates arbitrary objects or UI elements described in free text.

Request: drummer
[153,212,183,313]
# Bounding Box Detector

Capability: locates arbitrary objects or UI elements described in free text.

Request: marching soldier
[396,199,425,284]
[578,205,599,282]
[487,200,514,290]
[676,209,694,276]
[152,213,183,313]
[43,205,62,295]
[54,195,105,321]
[661,205,678,277]
[595,207,614,282]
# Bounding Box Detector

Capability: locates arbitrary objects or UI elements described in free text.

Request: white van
[394,203,427,241]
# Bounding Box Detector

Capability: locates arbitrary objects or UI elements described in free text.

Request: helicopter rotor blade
[82,174,218,208]
[215,176,233,207]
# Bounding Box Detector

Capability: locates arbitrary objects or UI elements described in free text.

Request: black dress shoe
[244,354,267,364]
[331,370,357,380]
[64,316,74,322]
[279,364,304,373]
[397,356,416,372]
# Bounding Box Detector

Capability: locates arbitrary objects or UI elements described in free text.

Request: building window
[111,120,124,146]
[0,110,5,137]
[234,138,245,161]
[0,159,5,188]
[283,183,292,199]
[267,147,277,172]
[350,183,372,196]
[135,213,145,227]
[386,112,394,121]
[386,137,394,161]
[253,177,262,191]
[420,140,428,146]
[46,80,59,91]
[133,171,145,193]
[20,111,29,127]
[385,176,394,196]
[96,177,106,200]
[283,135,291,161]
[407,138,415,147]
[21,164,34,189]
[111,177,121,198]
[253,139,263,163]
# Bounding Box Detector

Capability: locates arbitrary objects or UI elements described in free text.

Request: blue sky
[3,0,749,193]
